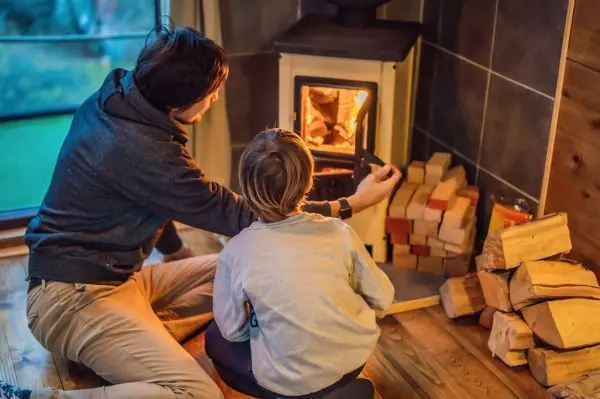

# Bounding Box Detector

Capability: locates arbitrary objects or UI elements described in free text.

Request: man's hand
[162,244,195,262]
[348,164,402,213]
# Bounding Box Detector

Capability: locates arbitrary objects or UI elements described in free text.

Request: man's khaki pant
[26,255,224,399]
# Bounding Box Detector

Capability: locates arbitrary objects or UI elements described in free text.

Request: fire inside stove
[300,85,370,155]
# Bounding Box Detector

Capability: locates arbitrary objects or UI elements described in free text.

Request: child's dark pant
[205,322,364,399]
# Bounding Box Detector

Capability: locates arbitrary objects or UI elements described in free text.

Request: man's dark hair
[134,25,229,113]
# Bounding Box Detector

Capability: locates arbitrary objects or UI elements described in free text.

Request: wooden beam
[386,295,440,315]
[389,182,418,219]
[406,161,425,184]
[406,184,434,220]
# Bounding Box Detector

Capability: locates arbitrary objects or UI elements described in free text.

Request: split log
[389,182,418,218]
[457,185,480,207]
[510,260,600,310]
[488,312,535,367]
[425,152,451,184]
[478,270,512,312]
[424,206,443,222]
[479,306,498,329]
[522,298,600,349]
[480,213,572,271]
[439,274,486,318]
[442,196,471,228]
[430,247,448,257]
[410,244,430,256]
[444,252,472,277]
[548,370,600,399]
[406,184,434,220]
[409,234,427,246]
[427,237,445,249]
[529,345,600,387]
[439,207,476,246]
[428,166,467,210]
[407,161,425,184]
[413,219,439,238]
[418,256,444,275]
[393,244,410,256]
[392,253,417,270]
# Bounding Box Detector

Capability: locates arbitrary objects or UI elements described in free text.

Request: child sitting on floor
[205,128,395,399]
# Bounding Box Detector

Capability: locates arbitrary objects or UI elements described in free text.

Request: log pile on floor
[387,152,478,277]
[439,212,600,397]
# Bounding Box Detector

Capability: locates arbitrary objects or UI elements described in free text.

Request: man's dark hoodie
[25,69,329,285]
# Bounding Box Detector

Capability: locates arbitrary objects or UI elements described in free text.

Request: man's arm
[303,165,402,218]
[155,220,183,255]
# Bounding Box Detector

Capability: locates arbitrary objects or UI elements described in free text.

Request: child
[206,128,394,398]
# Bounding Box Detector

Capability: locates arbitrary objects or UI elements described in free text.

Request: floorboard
[0,238,549,398]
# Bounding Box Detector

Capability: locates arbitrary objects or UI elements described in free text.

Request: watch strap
[338,198,353,220]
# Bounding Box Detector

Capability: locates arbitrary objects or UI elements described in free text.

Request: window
[0,0,163,220]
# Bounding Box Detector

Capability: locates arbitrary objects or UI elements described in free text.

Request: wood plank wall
[546,0,600,275]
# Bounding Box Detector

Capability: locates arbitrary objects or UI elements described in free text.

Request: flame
[302,86,370,153]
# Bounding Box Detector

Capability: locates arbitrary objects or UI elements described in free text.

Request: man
[0,26,400,399]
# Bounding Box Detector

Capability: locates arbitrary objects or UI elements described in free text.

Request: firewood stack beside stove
[385,152,478,277]
[438,211,600,398]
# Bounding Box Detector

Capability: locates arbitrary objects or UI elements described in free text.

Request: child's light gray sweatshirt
[213,212,394,396]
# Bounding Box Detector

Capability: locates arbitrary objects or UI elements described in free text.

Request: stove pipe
[326,0,393,28]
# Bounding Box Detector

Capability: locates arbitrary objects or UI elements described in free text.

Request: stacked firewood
[439,213,600,397]
[386,152,479,277]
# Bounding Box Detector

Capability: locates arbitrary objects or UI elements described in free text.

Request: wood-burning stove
[275,14,420,262]
[294,76,378,201]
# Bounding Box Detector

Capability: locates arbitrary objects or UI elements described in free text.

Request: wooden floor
[0,251,550,398]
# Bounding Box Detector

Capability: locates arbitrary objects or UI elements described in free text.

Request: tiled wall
[219,0,299,191]
[411,0,569,241]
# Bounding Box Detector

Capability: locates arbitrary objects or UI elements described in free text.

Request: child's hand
[349,165,402,213]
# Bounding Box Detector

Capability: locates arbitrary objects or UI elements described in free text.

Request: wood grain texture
[0,257,62,390]
[394,310,519,398]
[568,0,600,72]
[425,306,553,399]
[0,251,548,398]
[546,60,600,276]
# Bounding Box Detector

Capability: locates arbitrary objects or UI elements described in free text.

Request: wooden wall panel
[568,0,600,72]
[546,0,600,275]
[546,61,600,272]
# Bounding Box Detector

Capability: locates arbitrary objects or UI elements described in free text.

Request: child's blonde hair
[239,129,314,222]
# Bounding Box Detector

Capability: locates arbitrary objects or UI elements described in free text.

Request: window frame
[0,0,166,228]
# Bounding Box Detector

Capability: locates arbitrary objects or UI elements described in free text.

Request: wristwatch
[338,198,353,220]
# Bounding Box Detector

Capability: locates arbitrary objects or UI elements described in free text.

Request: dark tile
[431,51,487,160]
[221,0,299,54]
[410,128,429,162]
[492,0,568,96]
[414,43,437,131]
[439,0,496,65]
[475,169,538,247]
[226,53,279,146]
[480,75,553,198]
[422,0,442,43]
